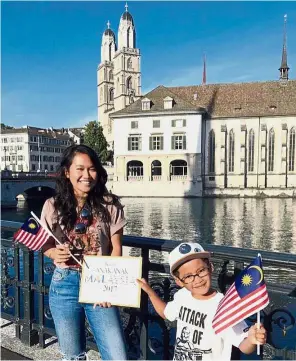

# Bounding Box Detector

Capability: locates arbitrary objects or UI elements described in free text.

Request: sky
[2,1,296,129]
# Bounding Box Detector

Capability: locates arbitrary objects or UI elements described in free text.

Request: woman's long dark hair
[54,144,119,231]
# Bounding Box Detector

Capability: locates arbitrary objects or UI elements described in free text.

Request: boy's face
[174,258,212,298]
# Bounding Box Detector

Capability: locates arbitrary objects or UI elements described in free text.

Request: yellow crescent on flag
[249,265,264,285]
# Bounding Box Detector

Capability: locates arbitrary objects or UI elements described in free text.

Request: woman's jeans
[49,267,128,360]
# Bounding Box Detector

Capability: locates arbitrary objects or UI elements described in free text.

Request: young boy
[137,242,267,360]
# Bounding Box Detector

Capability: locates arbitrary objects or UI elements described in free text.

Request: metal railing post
[20,247,39,345]
[140,247,149,359]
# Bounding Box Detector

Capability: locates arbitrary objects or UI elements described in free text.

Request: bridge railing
[1,220,296,360]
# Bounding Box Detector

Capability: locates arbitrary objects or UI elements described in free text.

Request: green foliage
[83,121,112,163]
[1,123,14,130]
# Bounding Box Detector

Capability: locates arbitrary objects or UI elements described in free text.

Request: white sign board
[79,255,142,308]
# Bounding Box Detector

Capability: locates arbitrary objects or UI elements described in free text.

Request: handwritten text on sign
[79,256,142,308]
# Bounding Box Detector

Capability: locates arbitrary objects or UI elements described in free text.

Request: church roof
[121,11,134,25]
[112,86,202,117]
[104,28,115,38]
[112,80,296,118]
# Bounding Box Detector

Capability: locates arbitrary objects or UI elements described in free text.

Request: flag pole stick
[257,311,260,355]
[31,211,86,268]
[257,252,262,355]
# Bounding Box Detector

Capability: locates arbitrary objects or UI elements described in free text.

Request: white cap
[169,242,210,275]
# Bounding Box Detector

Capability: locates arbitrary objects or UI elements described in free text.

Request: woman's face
[65,152,98,197]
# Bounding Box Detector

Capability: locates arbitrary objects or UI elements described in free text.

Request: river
[2,197,296,253]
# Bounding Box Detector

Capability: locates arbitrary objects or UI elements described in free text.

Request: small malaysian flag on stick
[212,254,269,336]
[13,217,50,251]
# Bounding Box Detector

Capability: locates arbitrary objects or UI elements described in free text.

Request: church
[97,5,296,197]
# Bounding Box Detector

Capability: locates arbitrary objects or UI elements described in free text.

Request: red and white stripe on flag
[14,226,50,251]
[212,283,269,335]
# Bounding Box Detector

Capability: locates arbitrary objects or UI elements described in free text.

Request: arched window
[248,129,255,172]
[109,88,114,102]
[268,128,275,171]
[126,76,132,91]
[289,127,295,171]
[127,160,143,179]
[127,57,132,69]
[208,130,215,173]
[108,43,112,61]
[151,160,162,179]
[127,27,130,48]
[109,70,113,81]
[170,160,187,177]
[228,129,235,172]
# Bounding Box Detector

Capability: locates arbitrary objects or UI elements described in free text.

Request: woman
[41,144,128,360]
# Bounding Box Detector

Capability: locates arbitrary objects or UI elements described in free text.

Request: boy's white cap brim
[169,243,210,276]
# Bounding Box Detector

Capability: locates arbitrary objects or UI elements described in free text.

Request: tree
[1,123,13,130]
[83,121,112,163]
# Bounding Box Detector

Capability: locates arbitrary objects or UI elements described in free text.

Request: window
[208,130,215,173]
[18,165,23,171]
[248,129,255,172]
[50,165,54,171]
[126,77,132,91]
[170,160,188,176]
[153,120,160,128]
[2,138,8,143]
[289,127,295,171]
[18,155,23,161]
[131,121,138,129]
[127,57,132,69]
[151,160,162,177]
[228,129,235,172]
[128,136,141,151]
[109,70,113,81]
[142,100,150,111]
[171,134,186,150]
[109,88,114,102]
[17,137,23,142]
[172,119,186,127]
[268,128,275,171]
[164,97,173,109]
[31,164,36,171]
[127,160,143,178]
[44,164,48,170]
[149,135,164,150]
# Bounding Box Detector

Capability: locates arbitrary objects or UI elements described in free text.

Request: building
[97,4,141,148]
[0,126,82,172]
[105,14,296,197]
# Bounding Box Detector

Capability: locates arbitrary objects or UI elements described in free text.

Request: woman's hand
[49,244,71,268]
[93,302,112,308]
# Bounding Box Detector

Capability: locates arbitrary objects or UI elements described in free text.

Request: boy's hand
[247,323,267,345]
[137,278,154,296]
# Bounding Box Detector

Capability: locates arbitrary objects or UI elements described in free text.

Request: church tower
[279,14,289,81]
[97,21,117,144]
[113,3,141,111]
[97,4,141,148]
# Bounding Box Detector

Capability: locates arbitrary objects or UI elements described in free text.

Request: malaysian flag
[212,255,269,335]
[13,217,50,251]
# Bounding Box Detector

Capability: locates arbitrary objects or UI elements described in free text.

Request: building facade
[97,4,141,148]
[111,80,296,197]
[0,127,81,172]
